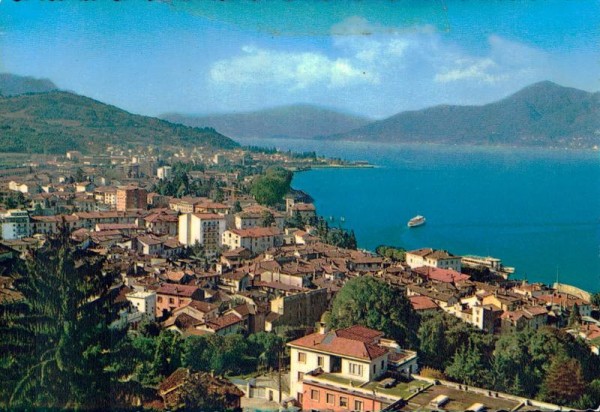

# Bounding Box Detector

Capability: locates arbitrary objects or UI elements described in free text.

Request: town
[1,145,599,411]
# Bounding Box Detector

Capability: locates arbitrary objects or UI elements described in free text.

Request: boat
[407,215,426,227]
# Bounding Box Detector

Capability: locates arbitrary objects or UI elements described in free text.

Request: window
[157,296,163,303]
[354,400,363,411]
[310,389,320,401]
[169,297,175,304]
[381,360,385,370]
[349,363,363,376]
[298,352,306,363]
[297,372,304,381]
[317,356,324,367]
[326,393,335,405]
[373,364,376,374]
[339,396,348,408]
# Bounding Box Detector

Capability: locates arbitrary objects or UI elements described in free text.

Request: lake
[239,138,600,292]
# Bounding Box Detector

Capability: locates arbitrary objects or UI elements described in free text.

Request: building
[157,166,172,180]
[0,210,31,240]
[178,213,226,255]
[234,206,285,230]
[222,227,283,254]
[288,325,418,410]
[116,186,147,211]
[265,288,328,332]
[126,290,157,323]
[406,248,462,272]
[155,284,204,317]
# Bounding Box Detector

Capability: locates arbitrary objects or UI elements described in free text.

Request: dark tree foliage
[328,276,419,348]
[375,245,406,262]
[0,229,127,409]
[250,166,292,206]
[260,210,276,227]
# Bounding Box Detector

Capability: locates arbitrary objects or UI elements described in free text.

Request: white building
[126,290,157,323]
[406,248,462,272]
[178,213,226,254]
[221,227,283,254]
[157,166,172,180]
[287,325,418,405]
[0,210,31,240]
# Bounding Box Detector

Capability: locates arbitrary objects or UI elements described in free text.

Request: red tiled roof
[409,295,440,311]
[228,227,282,238]
[157,284,200,297]
[288,328,388,361]
[335,325,384,343]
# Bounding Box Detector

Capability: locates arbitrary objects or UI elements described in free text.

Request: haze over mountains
[326,81,600,148]
[162,105,371,140]
[0,73,59,96]
[166,81,599,148]
[1,73,599,151]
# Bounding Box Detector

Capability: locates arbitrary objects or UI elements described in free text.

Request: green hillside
[0,91,239,153]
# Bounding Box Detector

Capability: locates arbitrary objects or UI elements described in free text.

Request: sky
[0,0,599,119]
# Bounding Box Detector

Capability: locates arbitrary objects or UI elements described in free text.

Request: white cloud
[210,46,377,89]
[434,58,508,83]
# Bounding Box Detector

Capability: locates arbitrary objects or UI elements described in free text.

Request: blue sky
[1,0,599,118]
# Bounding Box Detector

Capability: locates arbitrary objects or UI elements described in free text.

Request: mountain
[0,91,239,154]
[0,73,59,96]
[161,104,371,140]
[326,81,600,148]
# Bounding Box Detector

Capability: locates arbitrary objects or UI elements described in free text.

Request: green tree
[417,314,448,367]
[375,245,406,262]
[568,303,582,327]
[590,292,600,307]
[0,230,126,409]
[232,201,242,213]
[250,167,292,206]
[445,339,493,388]
[260,210,275,227]
[327,276,419,348]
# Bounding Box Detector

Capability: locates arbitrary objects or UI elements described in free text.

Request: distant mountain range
[161,104,371,140]
[325,81,600,148]
[2,73,598,152]
[0,73,59,96]
[0,91,238,154]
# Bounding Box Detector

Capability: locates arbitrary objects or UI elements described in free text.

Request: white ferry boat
[407,215,426,227]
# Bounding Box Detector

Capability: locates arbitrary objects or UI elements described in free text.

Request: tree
[232,201,242,213]
[375,245,406,262]
[568,303,582,327]
[0,229,126,409]
[445,339,493,388]
[74,167,85,182]
[590,292,600,308]
[417,314,448,367]
[327,276,419,348]
[260,210,275,227]
[250,167,292,206]
[539,356,586,405]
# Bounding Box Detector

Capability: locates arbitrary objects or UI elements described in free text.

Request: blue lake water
[240,138,600,292]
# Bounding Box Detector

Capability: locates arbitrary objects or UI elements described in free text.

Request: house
[155,284,204,317]
[0,209,31,240]
[158,368,244,410]
[409,295,440,314]
[126,290,157,325]
[288,324,418,410]
[143,211,178,236]
[500,306,548,333]
[265,288,328,332]
[178,213,226,255]
[234,205,285,230]
[195,313,246,336]
[405,248,462,272]
[222,227,283,254]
